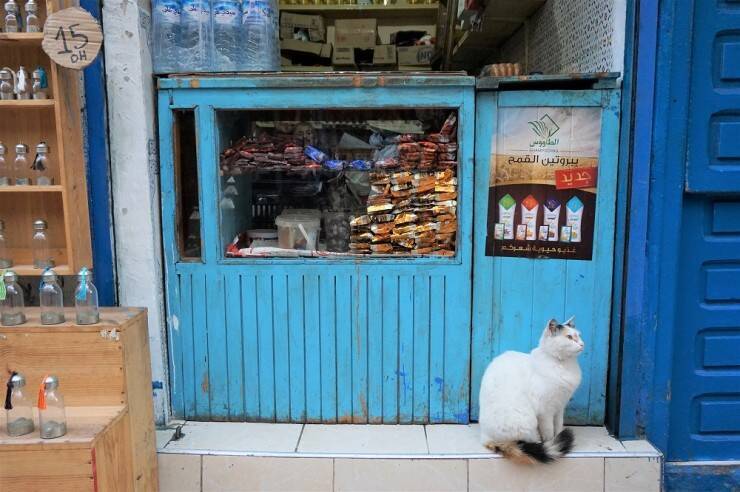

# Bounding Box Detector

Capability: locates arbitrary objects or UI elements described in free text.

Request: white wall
[102,0,170,425]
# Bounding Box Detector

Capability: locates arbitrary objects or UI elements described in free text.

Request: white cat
[479,317,584,464]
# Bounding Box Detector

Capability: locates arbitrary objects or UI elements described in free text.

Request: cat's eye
[567,335,574,340]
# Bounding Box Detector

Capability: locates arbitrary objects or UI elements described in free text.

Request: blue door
[667,1,740,460]
[471,78,621,424]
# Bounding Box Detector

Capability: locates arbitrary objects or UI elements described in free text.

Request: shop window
[174,110,201,261]
[217,108,458,259]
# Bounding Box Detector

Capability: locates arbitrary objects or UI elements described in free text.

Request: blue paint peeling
[152,381,164,390]
[434,377,444,393]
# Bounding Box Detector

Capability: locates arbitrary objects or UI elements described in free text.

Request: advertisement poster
[486,107,602,260]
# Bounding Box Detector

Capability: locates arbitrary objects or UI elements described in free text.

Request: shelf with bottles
[1,0,47,36]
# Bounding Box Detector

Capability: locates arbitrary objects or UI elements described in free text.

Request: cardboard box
[281,38,332,59]
[334,19,377,48]
[280,12,326,42]
[396,45,435,66]
[332,45,396,67]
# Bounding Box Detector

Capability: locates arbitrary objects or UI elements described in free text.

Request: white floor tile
[621,440,660,455]
[202,455,333,492]
[166,422,304,453]
[158,453,201,492]
[298,424,428,454]
[426,424,490,454]
[334,459,467,492]
[571,426,626,453]
[469,457,605,492]
[605,457,662,492]
[157,429,176,449]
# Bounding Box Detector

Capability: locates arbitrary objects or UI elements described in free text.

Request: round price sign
[42,7,103,70]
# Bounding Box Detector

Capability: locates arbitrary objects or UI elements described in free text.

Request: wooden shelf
[279,2,438,17]
[0,99,55,108]
[8,264,73,276]
[0,32,44,46]
[0,185,64,192]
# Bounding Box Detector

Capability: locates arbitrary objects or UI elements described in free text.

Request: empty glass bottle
[32,219,54,268]
[14,144,29,185]
[5,372,34,437]
[32,142,52,185]
[1,270,26,326]
[38,375,67,439]
[3,0,21,32]
[75,267,99,325]
[0,142,8,186]
[23,0,38,32]
[40,269,64,325]
[0,219,11,268]
[15,66,31,100]
[31,67,48,99]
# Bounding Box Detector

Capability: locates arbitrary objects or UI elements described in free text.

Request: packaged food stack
[220,136,307,174]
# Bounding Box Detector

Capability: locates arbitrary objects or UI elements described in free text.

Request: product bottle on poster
[32,219,54,268]
[5,372,34,437]
[543,198,561,242]
[0,142,8,186]
[13,143,30,185]
[153,0,182,73]
[32,142,52,185]
[497,193,516,240]
[1,270,26,326]
[180,0,212,72]
[566,196,584,243]
[39,268,65,325]
[3,0,21,32]
[241,0,280,71]
[521,194,539,241]
[0,219,11,268]
[38,375,67,439]
[74,267,100,325]
[23,0,39,32]
[31,67,48,99]
[0,69,13,100]
[15,66,31,99]
[212,0,241,71]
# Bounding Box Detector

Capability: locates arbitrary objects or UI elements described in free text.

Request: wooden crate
[0,0,92,275]
[0,308,157,491]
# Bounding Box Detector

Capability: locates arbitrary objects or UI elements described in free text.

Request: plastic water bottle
[180,0,212,72]
[241,0,279,71]
[213,0,241,71]
[152,0,182,73]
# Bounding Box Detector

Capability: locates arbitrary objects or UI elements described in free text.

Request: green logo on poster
[528,114,560,147]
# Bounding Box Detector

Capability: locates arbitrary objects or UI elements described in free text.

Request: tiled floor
[157,423,663,492]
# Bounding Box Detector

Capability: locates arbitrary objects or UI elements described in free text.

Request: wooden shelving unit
[0,0,92,276]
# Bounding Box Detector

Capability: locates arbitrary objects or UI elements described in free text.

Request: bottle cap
[10,373,26,388]
[77,266,92,280]
[15,144,28,154]
[3,270,18,283]
[0,142,6,154]
[0,70,11,81]
[36,142,49,153]
[33,219,47,230]
[43,375,59,390]
[41,268,58,282]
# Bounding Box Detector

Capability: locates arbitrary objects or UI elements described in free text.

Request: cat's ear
[564,316,575,327]
[547,319,560,335]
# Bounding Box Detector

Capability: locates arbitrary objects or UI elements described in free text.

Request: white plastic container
[275,213,320,250]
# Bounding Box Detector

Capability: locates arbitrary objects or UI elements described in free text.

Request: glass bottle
[31,67,47,100]
[75,267,99,325]
[0,142,8,185]
[14,144,30,185]
[3,0,21,32]
[38,375,67,439]
[0,219,11,268]
[23,0,38,32]
[15,66,31,100]
[1,270,26,326]
[40,269,65,325]
[0,69,14,100]
[32,219,54,268]
[32,142,52,185]
[4,372,34,437]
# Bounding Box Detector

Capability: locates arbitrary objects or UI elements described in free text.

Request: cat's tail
[498,428,575,465]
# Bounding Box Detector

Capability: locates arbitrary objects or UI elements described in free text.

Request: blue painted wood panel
[471,88,621,425]
[159,77,475,423]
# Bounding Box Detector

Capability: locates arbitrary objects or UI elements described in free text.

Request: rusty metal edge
[476,72,621,90]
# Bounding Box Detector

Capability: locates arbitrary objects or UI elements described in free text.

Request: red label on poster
[555,167,598,190]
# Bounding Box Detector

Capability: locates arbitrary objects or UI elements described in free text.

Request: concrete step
[157,423,662,491]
